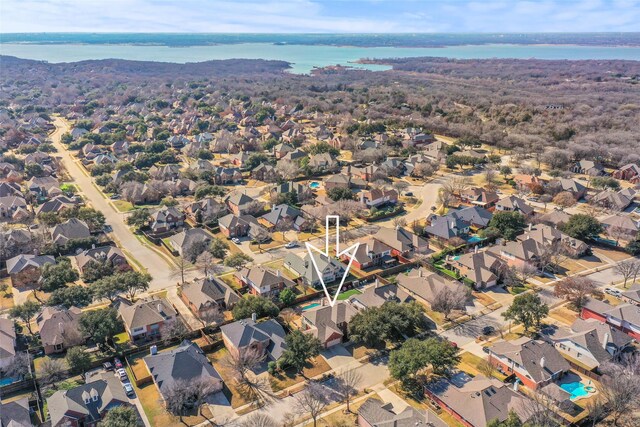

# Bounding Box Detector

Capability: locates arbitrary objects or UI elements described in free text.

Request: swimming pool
[302,302,321,311]
[560,381,588,399]
[467,236,485,244]
[309,181,320,189]
[0,376,19,386]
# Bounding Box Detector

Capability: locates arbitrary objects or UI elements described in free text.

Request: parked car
[605,287,615,295]
[611,290,622,297]
[285,241,298,249]
[231,237,241,244]
[123,382,135,397]
[117,368,128,382]
[405,191,414,197]
[482,346,490,354]
[482,326,495,335]
[102,362,114,371]
[114,358,123,369]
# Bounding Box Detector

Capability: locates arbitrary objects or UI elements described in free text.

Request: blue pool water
[467,236,485,244]
[309,182,320,189]
[302,303,321,311]
[560,381,588,399]
[0,376,19,386]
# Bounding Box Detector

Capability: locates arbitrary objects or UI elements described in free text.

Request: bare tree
[482,169,500,191]
[537,242,567,274]
[172,256,190,285]
[275,160,298,181]
[294,382,330,427]
[477,359,496,378]
[520,390,562,427]
[39,358,66,386]
[599,355,640,426]
[5,351,32,378]
[431,286,470,320]
[554,276,597,308]
[160,319,189,344]
[334,368,362,413]
[614,259,639,288]
[586,395,607,427]
[552,191,576,208]
[164,378,218,421]
[196,251,215,277]
[392,217,406,229]
[235,413,278,427]
[223,347,272,407]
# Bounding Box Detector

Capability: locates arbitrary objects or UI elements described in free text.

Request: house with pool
[487,337,570,390]
[581,298,640,341]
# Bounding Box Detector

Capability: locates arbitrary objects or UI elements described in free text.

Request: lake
[2,42,639,74]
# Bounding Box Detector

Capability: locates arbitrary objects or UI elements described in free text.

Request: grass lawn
[112,200,134,212]
[264,259,298,280]
[113,332,130,346]
[593,247,632,262]
[34,354,69,374]
[207,347,254,408]
[218,272,242,291]
[42,378,84,398]
[317,392,380,426]
[547,306,579,326]
[348,342,386,360]
[337,288,361,301]
[0,285,15,311]
[472,291,497,308]
[458,351,507,381]
[269,356,332,392]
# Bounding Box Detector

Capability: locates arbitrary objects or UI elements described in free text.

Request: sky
[1,0,639,33]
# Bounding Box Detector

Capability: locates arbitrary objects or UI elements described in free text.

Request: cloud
[0,0,638,33]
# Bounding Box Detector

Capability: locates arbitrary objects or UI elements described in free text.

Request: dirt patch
[269,356,332,392]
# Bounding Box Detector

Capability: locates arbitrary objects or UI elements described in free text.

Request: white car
[123,382,135,397]
[117,368,128,382]
[285,242,298,249]
[231,238,241,244]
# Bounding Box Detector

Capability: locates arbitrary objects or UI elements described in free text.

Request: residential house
[6,254,55,287]
[346,236,395,270]
[149,164,181,180]
[372,227,429,259]
[47,371,133,427]
[591,190,632,211]
[75,246,129,275]
[168,228,212,257]
[495,196,534,217]
[180,277,240,322]
[259,204,306,230]
[271,181,311,203]
[459,187,499,208]
[601,214,639,241]
[251,164,279,182]
[300,302,357,348]
[0,181,23,198]
[225,192,257,216]
[447,249,505,289]
[27,176,61,199]
[117,297,178,341]
[221,318,287,361]
[572,160,604,176]
[488,238,543,270]
[487,338,571,390]
[513,174,545,193]
[551,318,632,371]
[613,163,640,183]
[0,318,16,370]
[144,340,223,402]
[51,218,91,246]
[537,210,571,227]
[184,197,226,223]
[150,206,185,233]
[547,178,587,200]
[323,174,366,191]
[218,213,260,238]
[229,151,250,167]
[0,228,33,261]
[396,267,468,307]
[0,195,29,221]
[581,298,640,340]
[425,206,493,243]
[273,143,294,159]
[620,284,640,306]
[281,148,307,162]
[236,265,295,297]
[284,252,345,288]
[358,397,446,427]
[37,306,85,355]
[348,282,413,310]
[517,223,590,258]
[0,397,32,427]
[425,375,529,427]
[359,188,399,208]
[36,195,79,215]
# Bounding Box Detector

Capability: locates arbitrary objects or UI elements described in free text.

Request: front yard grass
[112,200,134,212]
[458,351,507,381]
[269,356,332,392]
[547,306,579,326]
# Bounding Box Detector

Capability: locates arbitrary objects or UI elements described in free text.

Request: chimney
[529,223,533,231]
[58,322,64,335]
[272,204,276,211]
[374,278,379,288]
[251,312,257,322]
[540,357,546,369]
[157,303,163,314]
[418,269,423,278]
[276,270,281,277]
[366,243,370,254]
[347,165,351,176]
[150,345,158,355]
[603,332,609,349]
[474,245,479,254]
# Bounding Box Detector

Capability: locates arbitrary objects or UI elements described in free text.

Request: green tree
[81,260,115,282]
[126,208,151,230]
[101,406,139,427]
[487,211,526,240]
[327,187,355,201]
[559,214,603,241]
[232,295,279,320]
[40,258,79,292]
[79,308,123,349]
[90,275,126,302]
[66,346,91,376]
[47,286,93,308]
[487,411,524,427]
[590,176,620,191]
[280,330,321,373]
[348,302,425,347]
[499,166,512,178]
[502,293,549,333]
[279,288,296,306]
[389,338,432,383]
[626,234,640,256]
[209,237,229,259]
[118,271,151,301]
[9,301,41,335]
[245,153,271,170]
[224,253,253,269]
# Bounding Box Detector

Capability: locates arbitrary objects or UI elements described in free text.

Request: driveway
[321,344,360,371]
[205,391,235,425]
[50,117,199,291]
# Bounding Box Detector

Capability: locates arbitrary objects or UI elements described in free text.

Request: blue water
[2,40,639,74]
[0,376,19,386]
[309,182,320,189]
[560,381,588,399]
[302,303,321,311]
[467,236,485,244]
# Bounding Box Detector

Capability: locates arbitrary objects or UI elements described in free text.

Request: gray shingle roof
[118,297,177,330]
[220,318,286,360]
[6,254,55,274]
[489,338,570,383]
